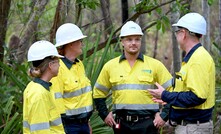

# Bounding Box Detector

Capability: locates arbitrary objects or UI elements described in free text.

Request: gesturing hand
[148,82,165,99]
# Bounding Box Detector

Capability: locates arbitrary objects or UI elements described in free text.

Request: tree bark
[153,29,159,58]
[139,14,147,54]
[16,0,49,64]
[100,0,113,36]
[202,0,210,51]
[50,0,66,43]
[121,0,128,23]
[218,0,221,51]
[170,4,181,75]
[0,0,11,64]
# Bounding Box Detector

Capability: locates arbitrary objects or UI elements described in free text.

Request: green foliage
[133,0,158,12]
[172,1,190,14]
[76,0,100,10]
[0,62,30,133]
[207,0,214,6]
[1,97,22,134]
[90,111,114,134]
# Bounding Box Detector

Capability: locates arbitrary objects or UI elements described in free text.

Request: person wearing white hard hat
[93,21,173,134]
[148,13,215,134]
[50,23,93,134]
[23,40,65,133]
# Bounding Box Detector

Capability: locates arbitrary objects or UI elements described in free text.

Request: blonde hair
[28,57,56,78]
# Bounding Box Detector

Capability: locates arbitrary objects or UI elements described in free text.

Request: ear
[48,62,53,70]
[121,40,125,47]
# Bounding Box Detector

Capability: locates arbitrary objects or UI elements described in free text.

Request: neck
[65,53,77,62]
[125,52,139,61]
[40,72,53,82]
[124,52,139,67]
[184,39,200,55]
[63,44,77,62]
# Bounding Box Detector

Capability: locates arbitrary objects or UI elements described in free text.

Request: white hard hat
[119,21,143,37]
[55,23,87,47]
[28,40,63,62]
[172,12,206,35]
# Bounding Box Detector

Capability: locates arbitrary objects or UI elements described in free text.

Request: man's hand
[148,82,165,99]
[153,112,166,128]
[152,97,167,105]
[104,112,116,127]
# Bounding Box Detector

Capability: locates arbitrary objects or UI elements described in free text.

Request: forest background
[0,0,221,133]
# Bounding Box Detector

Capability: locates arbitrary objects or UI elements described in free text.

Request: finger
[112,119,117,125]
[109,122,113,127]
[155,82,161,88]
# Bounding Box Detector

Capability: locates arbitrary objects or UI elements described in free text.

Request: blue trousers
[61,117,90,134]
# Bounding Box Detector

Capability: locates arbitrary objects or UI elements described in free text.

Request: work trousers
[175,121,213,134]
[113,117,158,134]
[61,116,90,134]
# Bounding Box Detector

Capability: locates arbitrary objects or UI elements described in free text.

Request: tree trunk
[50,0,66,43]
[16,0,49,64]
[0,0,11,75]
[153,29,158,58]
[202,0,211,51]
[170,4,181,75]
[8,35,20,65]
[139,14,146,54]
[100,0,113,37]
[219,0,221,51]
[121,0,128,23]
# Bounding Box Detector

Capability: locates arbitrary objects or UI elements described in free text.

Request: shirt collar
[183,43,202,63]
[61,57,79,69]
[119,53,144,62]
[33,78,52,91]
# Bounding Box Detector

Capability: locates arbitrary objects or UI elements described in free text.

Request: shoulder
[104,56,121,66]
[191,47,214,65]
[143,55,164,65]
[24,81,48,99]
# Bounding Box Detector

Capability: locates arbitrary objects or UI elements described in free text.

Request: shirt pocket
[63,77,79,92]
[174,72,184,92]
[110,75,125,86]
[138,75,154,84]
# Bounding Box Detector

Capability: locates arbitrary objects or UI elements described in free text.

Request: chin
[129,51,139,55]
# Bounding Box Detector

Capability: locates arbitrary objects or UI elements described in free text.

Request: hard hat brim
[172,23,180,27]
[119,33,143,37]
[55,35,87,47]
[28,54,64,62]
[55,54,64,58]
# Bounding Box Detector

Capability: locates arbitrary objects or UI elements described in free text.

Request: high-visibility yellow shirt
[93,54,173,111]
[173,45,215,110]
[23,78,65,134]
[50,77,66,114]
[51,58,93,116]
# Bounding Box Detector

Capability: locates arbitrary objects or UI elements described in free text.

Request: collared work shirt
[51,58,93,117]
[162,44,215,122]
[93,54,173,119]
[23,78,65,134]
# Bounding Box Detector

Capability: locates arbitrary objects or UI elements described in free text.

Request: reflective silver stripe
[162,78,173,89]
[112,84,155,91]
[50,117,62,126]
[55,92,63,99]
[95,82,109,92]
[63,86,91,98]
[113,104,159,110]
[30,122,50,131]
[66,105,93,116]
[23,121,30,128]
